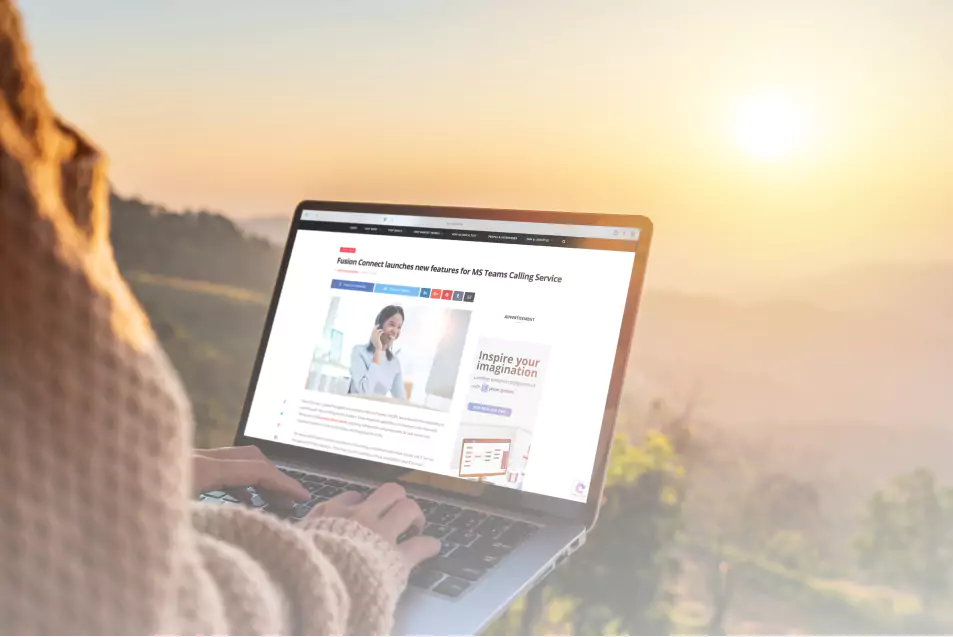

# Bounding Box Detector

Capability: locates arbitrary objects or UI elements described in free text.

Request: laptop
[218,200,652,635]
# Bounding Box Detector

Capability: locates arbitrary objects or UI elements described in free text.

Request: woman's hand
[369,326,384,353]
[192,445,309,507]
[306,483,440,569]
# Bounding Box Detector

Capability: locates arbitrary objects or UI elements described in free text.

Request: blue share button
[374,283,421,297]
[330,279,375,292]
[467,402,513,417]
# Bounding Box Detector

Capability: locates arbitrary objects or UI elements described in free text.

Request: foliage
[763,529,821,572]
[854,468,953,611]
[682,536,911,633]
[111,193,280,447]
[110,193,281,294]
[489,431,686,635]
[108,192,953,634]
[132,276,269,447]
[735,473,823,548]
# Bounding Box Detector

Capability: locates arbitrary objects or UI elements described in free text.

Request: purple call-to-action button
[467,402,512,417]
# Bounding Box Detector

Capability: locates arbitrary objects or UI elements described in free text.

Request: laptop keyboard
[199,467,540,598]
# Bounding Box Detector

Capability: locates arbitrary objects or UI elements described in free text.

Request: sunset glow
[733,94,808,160]
[16,1,953,291]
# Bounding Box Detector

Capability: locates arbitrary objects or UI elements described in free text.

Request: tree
[763,529,820,572]
[490,431,686,635]
[553,432,684,634]
[854,468,953,612]
[734,473,823,550]
[706,536,736,636]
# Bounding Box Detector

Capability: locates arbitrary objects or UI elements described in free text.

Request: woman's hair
[366,305,404,361]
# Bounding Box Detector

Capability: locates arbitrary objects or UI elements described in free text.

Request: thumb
[399,536,441,568]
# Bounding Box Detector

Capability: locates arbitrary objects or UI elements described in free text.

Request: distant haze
[19,1,953,294]
[238,214,953,429]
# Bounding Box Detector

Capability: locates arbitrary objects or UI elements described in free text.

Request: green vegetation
[111,194,279,448]
[111,193,280,294]
[854,468,953,614]
[113,193,953,634]
[489,430,686,635]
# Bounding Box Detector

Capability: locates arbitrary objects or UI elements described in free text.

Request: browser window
[243,211,639,502]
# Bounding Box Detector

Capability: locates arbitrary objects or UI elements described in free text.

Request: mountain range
[237,214,953,429]
[106,199,953,488]
[103,198,953,634]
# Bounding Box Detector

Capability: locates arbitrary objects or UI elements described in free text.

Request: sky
[17,0,953,292]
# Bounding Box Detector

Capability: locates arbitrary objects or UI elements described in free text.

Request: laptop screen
[242,209,640,503]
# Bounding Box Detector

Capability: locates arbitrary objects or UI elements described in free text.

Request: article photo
[304,295,472,411]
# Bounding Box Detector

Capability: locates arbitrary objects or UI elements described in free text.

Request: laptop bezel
[235,200,653,528]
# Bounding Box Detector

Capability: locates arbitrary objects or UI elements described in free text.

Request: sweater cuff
[301,517,409,634]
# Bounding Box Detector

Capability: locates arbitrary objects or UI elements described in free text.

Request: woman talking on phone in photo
[349,305,408,400]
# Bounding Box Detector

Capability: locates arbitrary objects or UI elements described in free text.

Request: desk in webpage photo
[242,210,638,502]
[459,438,511,479]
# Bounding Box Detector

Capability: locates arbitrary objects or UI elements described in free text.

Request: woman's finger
[254,487,299,509]
[398,536,442,569]
[377,498,425,542]
[357,483,407,519]
[208,458,310,503]
[251,465,311,505]
[225,486,254,503]
[308,490,364,519]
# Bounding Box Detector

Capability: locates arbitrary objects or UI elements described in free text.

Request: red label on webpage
[339,247,356,253]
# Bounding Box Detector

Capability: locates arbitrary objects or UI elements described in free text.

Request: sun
[733,94,808,160]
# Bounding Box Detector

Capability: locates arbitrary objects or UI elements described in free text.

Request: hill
[112,197,953,632]
[241,216,291,247]
[111,194,281,293]
[240,214,953,428]
[119,203,953,442]
[630,287,953,428]
[110,195,279,446]
[787,261,953,334]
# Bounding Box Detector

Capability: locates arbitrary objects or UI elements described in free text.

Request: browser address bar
[300,210,638,241]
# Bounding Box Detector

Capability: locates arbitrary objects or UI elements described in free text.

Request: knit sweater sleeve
[0,2,407,634]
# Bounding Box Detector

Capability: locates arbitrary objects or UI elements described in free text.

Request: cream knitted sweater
[0,2,408,633]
